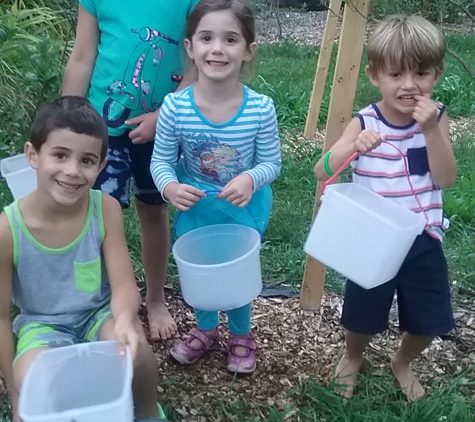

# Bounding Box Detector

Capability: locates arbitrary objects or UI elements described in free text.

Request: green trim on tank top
[3,205,20,268]
[12,190,96,255]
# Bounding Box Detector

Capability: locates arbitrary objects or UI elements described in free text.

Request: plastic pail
[172,224,262,311]
[304,183,426,289]
[0,153,37,199]
[19,341,133,422]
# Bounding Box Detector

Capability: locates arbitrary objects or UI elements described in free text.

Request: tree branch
[270,0,282,40]
[447,47,475,80]
[446,0,475,23]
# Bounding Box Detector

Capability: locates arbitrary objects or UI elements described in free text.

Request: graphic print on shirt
[103,27,181,128]
[192,139,243,184]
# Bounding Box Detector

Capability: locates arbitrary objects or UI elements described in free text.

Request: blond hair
[367,15,446,77]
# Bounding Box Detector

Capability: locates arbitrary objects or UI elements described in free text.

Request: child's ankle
[230,331,252,339]
[200,327,218,337]
[344,352,364,362]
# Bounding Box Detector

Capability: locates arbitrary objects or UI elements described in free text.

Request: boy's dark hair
[31,96,108,162]
[186,0,255,46]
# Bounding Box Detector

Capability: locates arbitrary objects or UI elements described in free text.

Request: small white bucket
[304,182,426,289]
[0,153,37,199]
[172,224,262,311]
[19,341,133,422]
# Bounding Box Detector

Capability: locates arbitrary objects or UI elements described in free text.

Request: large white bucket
[172,224,262,311]
[304,182,426,289]
[19,341,133,422]
[0,153,37,199]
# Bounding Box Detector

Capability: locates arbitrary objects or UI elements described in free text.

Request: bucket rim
[323,183,426,231]
[18,341,133,420]
[172,223,261,270]
[3,166,36,178]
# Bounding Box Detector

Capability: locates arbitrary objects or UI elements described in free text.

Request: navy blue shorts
[341,232,454,336]
[93,132,165,207]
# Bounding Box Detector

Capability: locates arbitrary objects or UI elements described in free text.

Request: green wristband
[323,151,334,176]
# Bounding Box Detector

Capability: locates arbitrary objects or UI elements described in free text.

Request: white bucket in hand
[304,182,426,289]
[173,224,262,311]
[19,341,133,422]
[0,153,37,199]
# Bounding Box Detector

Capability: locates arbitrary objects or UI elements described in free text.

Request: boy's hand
[355,129,384,154]
[114,316,139,359]
[218,173,254,207]
[126,109,160,144]
[413,95,438,133]
[164,182,205,211]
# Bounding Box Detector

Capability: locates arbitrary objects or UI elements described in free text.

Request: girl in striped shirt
[151,0,281,374]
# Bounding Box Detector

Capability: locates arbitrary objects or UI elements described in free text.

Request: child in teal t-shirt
[62,0,200,341]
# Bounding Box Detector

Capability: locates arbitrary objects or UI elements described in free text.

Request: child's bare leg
[100,319,159,417]
[391,333,433,401]
[13,347,49,422]
[334,331,372,398]
[135,200,176,340]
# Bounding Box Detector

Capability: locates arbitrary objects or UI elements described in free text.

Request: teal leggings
[195,302,252,335]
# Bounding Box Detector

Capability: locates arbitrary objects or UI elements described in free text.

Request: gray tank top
[4,190,111,334]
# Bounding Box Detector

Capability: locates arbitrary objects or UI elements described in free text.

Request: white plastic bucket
[19,341,133,422]
[304,183,426,289]
[0,153,37,199]
[172,224,262,311]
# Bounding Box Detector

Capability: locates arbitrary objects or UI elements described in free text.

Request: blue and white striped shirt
[151,84,281,196]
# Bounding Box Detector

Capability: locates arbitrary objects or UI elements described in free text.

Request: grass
[1,7,475,420]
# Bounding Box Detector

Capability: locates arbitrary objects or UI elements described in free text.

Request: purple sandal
[170,328,219,364]
[227,334,257,374]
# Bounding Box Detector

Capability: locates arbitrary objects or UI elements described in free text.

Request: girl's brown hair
[186,0,255,47]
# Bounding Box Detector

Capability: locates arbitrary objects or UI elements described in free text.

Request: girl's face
[185,9,257,84]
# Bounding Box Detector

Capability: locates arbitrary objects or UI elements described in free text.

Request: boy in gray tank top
[0,97,167,421]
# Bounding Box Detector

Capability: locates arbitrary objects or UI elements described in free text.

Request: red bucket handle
[321,151,359,194]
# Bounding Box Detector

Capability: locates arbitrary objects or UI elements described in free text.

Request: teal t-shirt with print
[80,0,200,136]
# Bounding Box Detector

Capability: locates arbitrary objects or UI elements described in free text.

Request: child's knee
[133,321,156,369]
[136,200,168,223]
[13,347,49,393]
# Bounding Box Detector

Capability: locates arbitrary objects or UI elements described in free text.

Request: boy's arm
[127,64,198,144]
[417,105,456,188]
[314,117,363,181]
[101,195,141,353]
[62,4,99,96]
[0,214,16,397]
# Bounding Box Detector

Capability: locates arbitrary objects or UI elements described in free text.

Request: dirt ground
[138,288,475,421]
[1,289,474,421]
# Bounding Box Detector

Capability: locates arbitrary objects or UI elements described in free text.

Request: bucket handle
[321,143,429,225]
[321,151,359,194]
[170,189,263,250]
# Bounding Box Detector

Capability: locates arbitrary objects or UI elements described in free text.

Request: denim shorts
[93,131,165,207]
[341,232,454,337]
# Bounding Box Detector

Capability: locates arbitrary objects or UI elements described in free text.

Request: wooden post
[300,0,370,310]
[304,0,342,138]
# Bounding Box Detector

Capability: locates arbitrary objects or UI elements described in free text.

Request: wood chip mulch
[138,290,475,421]
[0,290,473,421]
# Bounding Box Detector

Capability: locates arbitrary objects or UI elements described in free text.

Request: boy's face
[25,128,106,206]
[367,65,440,124]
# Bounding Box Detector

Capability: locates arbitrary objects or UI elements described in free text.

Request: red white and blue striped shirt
[352,103,446,240]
